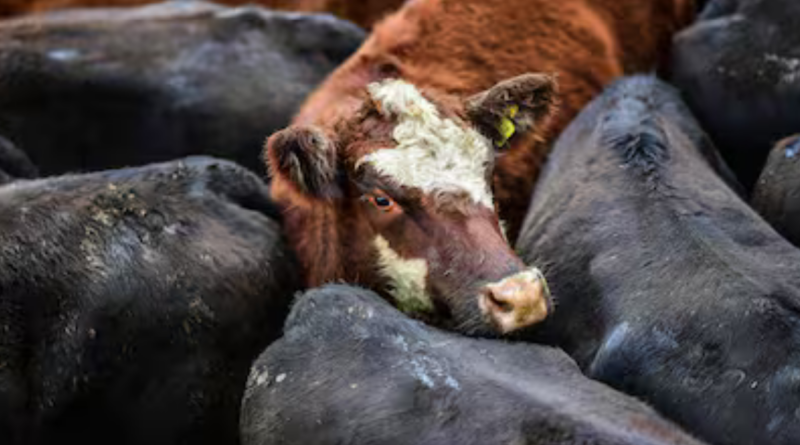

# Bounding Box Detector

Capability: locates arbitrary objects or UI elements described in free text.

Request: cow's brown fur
[294,0,696,241]
[1,0,405,29]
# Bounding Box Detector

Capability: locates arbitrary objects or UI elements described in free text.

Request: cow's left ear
[465,73,558,149]
[264,125,339,199]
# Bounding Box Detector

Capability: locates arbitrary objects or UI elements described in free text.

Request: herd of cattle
[0,0,799,444]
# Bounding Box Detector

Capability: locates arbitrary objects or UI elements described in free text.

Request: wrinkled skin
[0,157,301,445]
[516,76,800,445]
[0,1,364,176]
[669,0,800,190]
[751,134,800,247]
[241,284,708,445]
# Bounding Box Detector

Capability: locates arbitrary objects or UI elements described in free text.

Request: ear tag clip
[495,104,519,148]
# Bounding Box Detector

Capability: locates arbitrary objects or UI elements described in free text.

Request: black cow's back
[517,76,800,445]
[669,0,800,190]
[241,284,707,445]
[0,0,365,176]
[0,157,301,445]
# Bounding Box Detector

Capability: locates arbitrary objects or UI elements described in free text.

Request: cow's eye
[366,191,397,212]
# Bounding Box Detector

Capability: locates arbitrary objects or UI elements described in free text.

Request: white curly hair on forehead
[357,78,494,209]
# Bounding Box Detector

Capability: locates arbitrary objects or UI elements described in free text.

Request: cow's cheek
[371,234,435,316]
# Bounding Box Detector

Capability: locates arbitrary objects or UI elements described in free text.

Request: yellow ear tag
[507,104,519,119]
[495,104,519,147]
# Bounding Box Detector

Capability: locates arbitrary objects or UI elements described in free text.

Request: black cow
[0,157,301,445]
[241,284,708,445]
[516,76,800,445]
[669,0,800,190]
[752,134,800,247]
[0,135,37,184]
[0,0,364,176]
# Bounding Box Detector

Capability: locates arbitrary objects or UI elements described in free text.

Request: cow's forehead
[357,79,494,209]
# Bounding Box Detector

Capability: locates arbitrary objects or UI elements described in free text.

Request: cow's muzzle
[479,268,551,334]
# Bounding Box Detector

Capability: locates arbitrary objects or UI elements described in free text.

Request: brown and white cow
[267,0,694,335]
[266,74,555,335]
[294,0,696,241]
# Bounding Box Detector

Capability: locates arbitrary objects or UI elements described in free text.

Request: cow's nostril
[479,268,551,334]
[485,287,514,313]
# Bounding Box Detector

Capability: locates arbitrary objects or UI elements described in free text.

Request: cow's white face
[358,79,495,209]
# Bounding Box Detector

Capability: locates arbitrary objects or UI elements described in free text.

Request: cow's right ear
[465,73,558,150]
[264,126,339,198]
